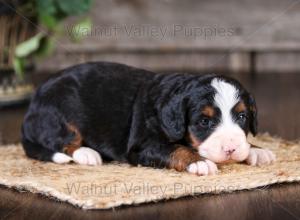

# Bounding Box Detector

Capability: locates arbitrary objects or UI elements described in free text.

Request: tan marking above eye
[201,106,215,117]
[234,101,246,113]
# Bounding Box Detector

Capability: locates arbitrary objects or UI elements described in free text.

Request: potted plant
[0,0,92,106]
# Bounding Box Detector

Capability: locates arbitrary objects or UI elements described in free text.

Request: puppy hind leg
[22,113,102,165]
[22,117,72,164]
[22,118,71,163]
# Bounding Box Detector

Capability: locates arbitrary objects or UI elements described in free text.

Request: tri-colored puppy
[22,62,275,175]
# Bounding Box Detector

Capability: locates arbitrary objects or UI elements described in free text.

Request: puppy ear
[248,94,258,136]
[160,95,187,142]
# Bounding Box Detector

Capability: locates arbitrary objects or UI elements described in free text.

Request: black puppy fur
[22,62,257,171]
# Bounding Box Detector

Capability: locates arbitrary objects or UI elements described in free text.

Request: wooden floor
[0,72,299,220]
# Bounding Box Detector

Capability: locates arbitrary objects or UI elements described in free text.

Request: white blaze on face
[198,78,250,163]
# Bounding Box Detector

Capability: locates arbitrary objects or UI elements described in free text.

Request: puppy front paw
[72,147,102,166]
[246,148,276,166]
[187,159,218,176]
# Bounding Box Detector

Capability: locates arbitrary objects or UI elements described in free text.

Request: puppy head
[160,75,257,164]
[187,77,257,163]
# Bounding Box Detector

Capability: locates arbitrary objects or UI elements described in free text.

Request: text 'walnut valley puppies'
[21,62,275,175]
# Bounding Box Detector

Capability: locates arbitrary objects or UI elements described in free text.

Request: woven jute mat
[0,134,299,210]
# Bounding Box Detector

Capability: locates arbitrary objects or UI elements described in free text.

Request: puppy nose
[222,138,239,155]
[224,148,236,155]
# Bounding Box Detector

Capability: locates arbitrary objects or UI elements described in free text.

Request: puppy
[22,62,275,175]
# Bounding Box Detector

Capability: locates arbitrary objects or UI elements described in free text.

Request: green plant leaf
[35,37,55,57]
[15,33,44,57]
[36,0,64,28]
[56,0,93,16]
[39,14,58,30]
[36,0,56,16]
[13,57,25,79]
[69,17,92,42]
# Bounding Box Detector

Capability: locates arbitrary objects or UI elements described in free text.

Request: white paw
[246,148,276,166]
[52,152,73,164]
[72,147,102,166]
[187,159,218,176]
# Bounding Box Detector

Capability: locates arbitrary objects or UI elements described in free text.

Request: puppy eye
[237,112,247,121]
[199,117,213,128]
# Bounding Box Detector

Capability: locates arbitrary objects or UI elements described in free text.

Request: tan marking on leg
[63,123,83,156]
[169,146,201,172]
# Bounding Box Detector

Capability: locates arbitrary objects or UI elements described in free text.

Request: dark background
[0,0,300,219]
